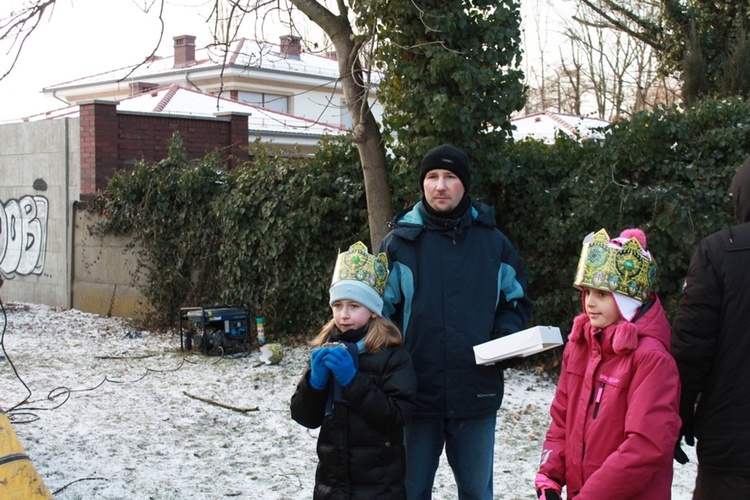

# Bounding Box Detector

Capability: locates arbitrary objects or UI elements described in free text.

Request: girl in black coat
[290,242,417,499]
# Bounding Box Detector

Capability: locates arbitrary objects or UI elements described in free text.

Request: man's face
[423,169,465,213]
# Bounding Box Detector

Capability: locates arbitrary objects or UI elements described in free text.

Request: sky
[0,0,328,122]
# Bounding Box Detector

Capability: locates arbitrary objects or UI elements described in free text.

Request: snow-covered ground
[1,303,698,499]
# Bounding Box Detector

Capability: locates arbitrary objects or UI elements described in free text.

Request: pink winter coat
[538,297,681,499]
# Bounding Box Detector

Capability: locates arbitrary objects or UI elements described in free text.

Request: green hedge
[92,99,750,343]
[486,98,750,335]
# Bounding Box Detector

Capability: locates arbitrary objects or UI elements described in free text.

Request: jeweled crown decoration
[573,229,657,302]
[331,242,389,296]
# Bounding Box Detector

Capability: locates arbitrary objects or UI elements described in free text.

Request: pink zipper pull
[593,382,605,418]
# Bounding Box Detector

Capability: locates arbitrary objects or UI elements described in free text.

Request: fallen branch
[53,477,108,496]
[182,391,259,413]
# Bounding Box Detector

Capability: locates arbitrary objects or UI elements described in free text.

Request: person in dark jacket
[378,144,532,499]
[290,242,417,500]
[672,155,750,498]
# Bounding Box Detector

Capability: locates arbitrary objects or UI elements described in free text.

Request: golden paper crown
[573,229,657,302]
[331,242,389,296]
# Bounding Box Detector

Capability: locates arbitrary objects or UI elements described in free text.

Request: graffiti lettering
[0,196,49,276]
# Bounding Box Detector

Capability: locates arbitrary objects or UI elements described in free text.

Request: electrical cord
[0,289,195,424]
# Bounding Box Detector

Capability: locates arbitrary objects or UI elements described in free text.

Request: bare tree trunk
[287,0,393,250]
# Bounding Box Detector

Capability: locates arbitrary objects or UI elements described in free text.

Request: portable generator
[179,306,252,355]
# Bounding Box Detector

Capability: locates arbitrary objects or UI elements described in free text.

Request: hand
[537,489,562,500]
[679,397,696,447]
[324,346,356,387]
[309,348,330,390]
[535,473,562,500]
[674,439,690,464]
[680,422,695,447]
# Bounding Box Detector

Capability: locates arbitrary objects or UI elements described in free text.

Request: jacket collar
[388,199,496,241]
[569,313,639,355]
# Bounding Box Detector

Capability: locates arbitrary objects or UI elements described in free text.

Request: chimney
[174,35,196,68]
[279,35,302,59]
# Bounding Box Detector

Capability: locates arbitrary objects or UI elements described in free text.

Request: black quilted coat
[290,346,416,499]
[672,155,750,474]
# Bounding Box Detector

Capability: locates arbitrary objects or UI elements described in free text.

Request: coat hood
[568,296,669,354]
[732,155,750,224]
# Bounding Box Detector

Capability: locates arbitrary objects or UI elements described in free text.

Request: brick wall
[79,100,250,194]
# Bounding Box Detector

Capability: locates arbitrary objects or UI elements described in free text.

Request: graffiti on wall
[0,196,49,276]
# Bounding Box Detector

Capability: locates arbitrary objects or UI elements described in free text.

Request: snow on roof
[44,38,342,92]
[511,110,610,143]
[19,84,347,138]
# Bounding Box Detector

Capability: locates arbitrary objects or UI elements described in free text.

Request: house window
[238,91,289,113]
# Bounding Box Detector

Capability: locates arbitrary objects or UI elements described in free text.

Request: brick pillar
[217,111,250,168]
[79,100,119,195]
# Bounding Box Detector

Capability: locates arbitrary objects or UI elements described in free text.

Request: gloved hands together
[324,346,357,387]
[309,348,331,390]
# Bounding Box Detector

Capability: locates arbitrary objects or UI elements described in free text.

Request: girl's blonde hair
[310,315,403,354]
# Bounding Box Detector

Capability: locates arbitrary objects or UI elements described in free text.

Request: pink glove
[535,473,562,499]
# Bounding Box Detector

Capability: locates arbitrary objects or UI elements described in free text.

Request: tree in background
[521,0,680,119]
[578,0,750,103]
[213,0,526,237]
[370,0,526,182]
[281,0,393,249]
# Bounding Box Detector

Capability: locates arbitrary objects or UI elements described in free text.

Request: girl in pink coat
[536,228,681,499]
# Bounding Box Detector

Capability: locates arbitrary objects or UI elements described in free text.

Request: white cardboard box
[473,326,563,365]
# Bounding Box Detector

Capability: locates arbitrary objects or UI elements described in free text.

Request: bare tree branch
[117,0,166,82]
[0,0,56,81]
[579,0,663,51]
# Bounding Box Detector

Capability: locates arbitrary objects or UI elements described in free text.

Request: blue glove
[324,346,356,387]
[309,348,330,390]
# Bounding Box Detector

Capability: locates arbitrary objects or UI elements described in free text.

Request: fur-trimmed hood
[569,312,639,354]
[568,296,670,354]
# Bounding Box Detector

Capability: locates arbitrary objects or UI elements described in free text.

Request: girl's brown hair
[310,316,403,354]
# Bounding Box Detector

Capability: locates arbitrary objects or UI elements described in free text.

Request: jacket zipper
[593,382,605,419]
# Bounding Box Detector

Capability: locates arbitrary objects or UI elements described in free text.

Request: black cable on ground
[0,295,194,423]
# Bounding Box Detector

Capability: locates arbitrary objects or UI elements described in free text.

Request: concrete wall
[0,118,149,318]
[71,209,148,319]
[0,119,79,308]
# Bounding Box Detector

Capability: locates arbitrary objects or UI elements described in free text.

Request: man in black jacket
[672,155,750,498]
[379,144,532,499]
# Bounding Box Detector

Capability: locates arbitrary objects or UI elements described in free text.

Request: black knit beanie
[419,144,471,192]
